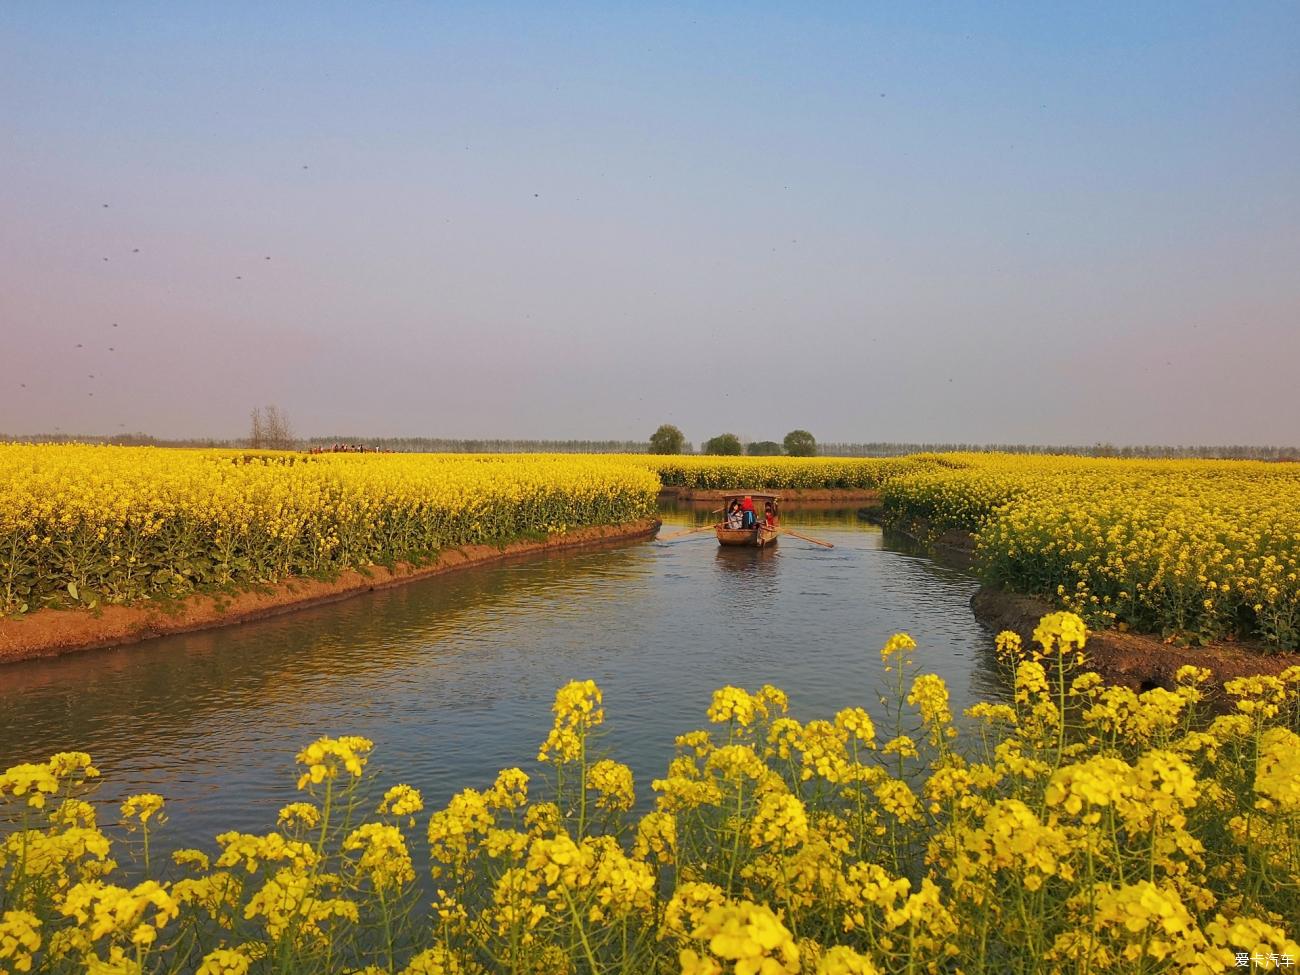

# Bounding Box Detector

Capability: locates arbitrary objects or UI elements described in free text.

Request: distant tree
[249,405,296,451]
[783,429,817,457]
[703,433,743,456]
[649,424,687,455]
[747,440,782,456]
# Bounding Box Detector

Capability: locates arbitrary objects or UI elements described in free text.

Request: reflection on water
[0,506,1001,856]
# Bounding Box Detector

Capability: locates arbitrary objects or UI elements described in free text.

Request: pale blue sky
[3,3,1298,443]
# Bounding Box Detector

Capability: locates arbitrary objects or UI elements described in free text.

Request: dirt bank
[0,519,660,665]
[971,587,1298,696]
[660,487,881,505]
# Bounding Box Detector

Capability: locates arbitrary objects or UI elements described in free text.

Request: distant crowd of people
[726,497,777,529]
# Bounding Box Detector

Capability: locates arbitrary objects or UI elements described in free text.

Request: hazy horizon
[4,3,1298,444]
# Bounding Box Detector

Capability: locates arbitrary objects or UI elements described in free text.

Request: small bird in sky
[76,343,83,348]
[112,323,118,327]
[133,248,140,253]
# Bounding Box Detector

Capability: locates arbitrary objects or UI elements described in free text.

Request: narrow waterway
[0,505,1001,853]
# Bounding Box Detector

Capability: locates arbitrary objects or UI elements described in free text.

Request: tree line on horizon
[648,425,818,457]
[3,428,1297,462]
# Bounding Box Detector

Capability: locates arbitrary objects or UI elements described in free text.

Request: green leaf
[67,581,79,601]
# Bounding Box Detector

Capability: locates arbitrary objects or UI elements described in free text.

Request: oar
[657,523,719,541]
[778,527,834,548]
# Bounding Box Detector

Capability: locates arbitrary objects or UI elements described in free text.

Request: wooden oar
[778,527,834,548]
[657,523,720,541]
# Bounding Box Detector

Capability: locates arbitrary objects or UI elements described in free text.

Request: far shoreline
[659,487,882,504]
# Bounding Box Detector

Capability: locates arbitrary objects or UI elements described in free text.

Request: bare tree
[249,405,295,450]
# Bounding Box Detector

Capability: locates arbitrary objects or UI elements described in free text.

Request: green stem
[562,885,601,974]
[578,730,588,839]
[317,779,334,855]
[725,781,746,896]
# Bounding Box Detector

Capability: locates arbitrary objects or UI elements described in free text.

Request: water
[0,506,1001,854]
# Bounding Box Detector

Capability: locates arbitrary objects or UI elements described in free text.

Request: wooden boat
[716,493,780,547]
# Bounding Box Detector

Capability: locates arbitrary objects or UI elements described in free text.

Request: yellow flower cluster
[0,910,41,973]
[0,445,659,616]
[294,735,373,790]
[378,783,425,818]
[3,613,1298,973]
[0,752,97,810]
[538,679,604,764]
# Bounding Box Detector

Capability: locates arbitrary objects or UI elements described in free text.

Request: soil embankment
[0,519,660,665]
[971,587,1298,694]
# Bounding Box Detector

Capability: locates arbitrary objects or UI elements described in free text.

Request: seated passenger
[726,500,744,529]
[741,496,756,528]
[764,502,777,527]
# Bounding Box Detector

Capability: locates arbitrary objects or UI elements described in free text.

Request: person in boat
[740,496,757,528]
[726,500,744,529]
[764,502,777,528]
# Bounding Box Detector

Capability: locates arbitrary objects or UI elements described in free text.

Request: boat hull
[716,525,779,547]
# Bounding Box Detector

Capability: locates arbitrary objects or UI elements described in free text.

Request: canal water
[0,505,1001,855]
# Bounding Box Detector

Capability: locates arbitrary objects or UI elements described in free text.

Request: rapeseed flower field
[2,614,1297,973]
[641,456,919,490]
[4,446,1298,651]
[0,445,659,616]
[879,455,1300,651]
[2,447,1300,652]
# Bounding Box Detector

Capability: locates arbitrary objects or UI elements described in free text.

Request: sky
[2,2,1298,445]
